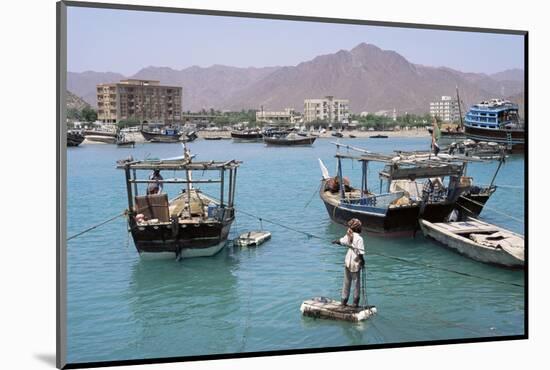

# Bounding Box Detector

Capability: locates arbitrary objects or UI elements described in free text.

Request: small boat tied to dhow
[264,132,316,146]
[419,217,524,268]
[117,144,241,260]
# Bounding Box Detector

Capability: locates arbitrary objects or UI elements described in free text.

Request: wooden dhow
[117,144,241,259]
[140,127,197,143]
[264,132,316,146]
[319,143,487,234]
[231,129,263,140]
[83,128,117,144]
[67,130,85,147]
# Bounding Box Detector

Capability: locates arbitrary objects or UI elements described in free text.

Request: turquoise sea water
[66,137,525,364]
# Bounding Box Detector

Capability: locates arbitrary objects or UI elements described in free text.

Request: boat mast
[361,160,368,195]
[456,86,464,130]
[489,152,506,188]
[183,144,192,209]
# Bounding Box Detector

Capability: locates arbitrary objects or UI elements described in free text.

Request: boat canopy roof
[332,142,486,181]
[117,157,241,171]
[470,99,518,111]
[335,153,466,180]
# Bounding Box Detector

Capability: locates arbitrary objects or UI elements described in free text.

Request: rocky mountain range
[68,42,524,114]
[66,90,90,111]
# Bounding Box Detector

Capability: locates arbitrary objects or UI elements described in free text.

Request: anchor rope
[235,209,524,288]
[458,197,524,224]
[478,183,524,190]
[239,270,254,352]
[67,210,127,241]
[303,182,323,209]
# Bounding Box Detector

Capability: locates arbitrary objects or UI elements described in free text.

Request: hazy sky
[67,7,524,76]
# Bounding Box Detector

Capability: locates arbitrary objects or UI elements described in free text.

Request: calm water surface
[67,137,525,364]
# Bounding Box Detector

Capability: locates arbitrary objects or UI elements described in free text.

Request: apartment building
[96,79,182,124]
[303,96,349,123]
[429,95,460,123]
[256,108,301,124]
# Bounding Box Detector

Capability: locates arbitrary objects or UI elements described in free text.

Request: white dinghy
[419,217,524,268]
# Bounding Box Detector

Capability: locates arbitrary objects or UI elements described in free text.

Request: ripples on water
[67,138,525,363]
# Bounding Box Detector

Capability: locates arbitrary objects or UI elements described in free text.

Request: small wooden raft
[300,297,377,322]
[234,231,272,247]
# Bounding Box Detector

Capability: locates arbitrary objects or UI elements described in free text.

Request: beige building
[303,96,349,123]
[256,108,301,124]
[97,79,182,124]
[430,96,460,123]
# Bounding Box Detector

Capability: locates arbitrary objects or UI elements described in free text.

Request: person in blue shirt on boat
[147,169,163,195]
[332,218,365,307]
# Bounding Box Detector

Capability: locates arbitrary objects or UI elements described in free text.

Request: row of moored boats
[115,141,523,269]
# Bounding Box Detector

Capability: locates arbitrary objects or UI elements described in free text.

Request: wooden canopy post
[185,167,192,210]
[228,167,234,207]
[132,169,138,196]
[387,170,392,193]
[337,156,345,201]
[361,160,368,195]
[220,168,225,206]
[231,167,238,208]
[124,165,134,214]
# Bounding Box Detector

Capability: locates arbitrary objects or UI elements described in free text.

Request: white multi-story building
[303,96,349,123]
[430,96,460,123]
[256,108,300,124]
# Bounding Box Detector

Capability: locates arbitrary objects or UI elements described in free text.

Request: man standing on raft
[332,218,365,307]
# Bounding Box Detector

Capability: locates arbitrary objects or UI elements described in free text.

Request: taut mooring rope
[235,209,524,288]
[67,210,127,241]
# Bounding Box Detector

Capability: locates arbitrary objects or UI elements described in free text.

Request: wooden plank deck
[301,297,377,322]
[433,220,500,234]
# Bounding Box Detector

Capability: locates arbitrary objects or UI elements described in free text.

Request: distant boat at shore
[141,128,197,143]
[67,130,85,147]
[116,133,135,148]
[370,134,388,139]
[83,129,117,144]
[231,129,263,140]
[264,132,316,146]
[463,98,524,152]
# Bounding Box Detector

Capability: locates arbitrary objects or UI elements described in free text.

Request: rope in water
[235,209,524,288]
[65,202,523,288]
[67,211,127,241]
[460,197,524,224]
[479,183,524,190]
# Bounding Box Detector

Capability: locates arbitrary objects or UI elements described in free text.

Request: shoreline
[197,128,430,139]
[82,128,430,144]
